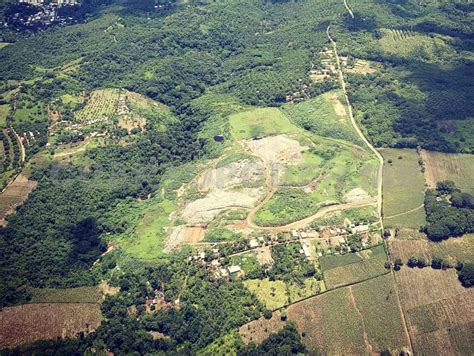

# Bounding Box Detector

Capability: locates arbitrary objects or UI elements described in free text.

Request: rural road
[326,25,384,231]
[343,0,354,18]
[12,128,26,162]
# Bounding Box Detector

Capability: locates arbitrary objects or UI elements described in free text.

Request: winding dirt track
[343,0,355,18]
[326,25,384,232]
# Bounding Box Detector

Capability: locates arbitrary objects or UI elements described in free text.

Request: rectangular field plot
[381,148,426,228]
[321,245,388,289]
[389,234,474,264]
[0,303,101,349]
[420,150,474,194]
[287,275,409,355]
[352,274,410,353]
[394,267,474,355]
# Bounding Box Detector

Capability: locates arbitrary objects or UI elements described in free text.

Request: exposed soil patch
[239,311,285,345]
[0,174,37,227]
[256,245,274,265]
[181,189,263,225]
[345,188,370,203]
[245,135,307,165]
[198,159,264,192]
[0,303,101,349]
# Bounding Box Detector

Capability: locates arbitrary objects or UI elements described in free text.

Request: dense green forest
[0,0,473,354]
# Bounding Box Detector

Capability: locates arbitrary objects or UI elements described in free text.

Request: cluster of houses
[7,0,79,29]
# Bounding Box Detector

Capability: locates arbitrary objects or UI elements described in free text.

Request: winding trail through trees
[343,0,355,18]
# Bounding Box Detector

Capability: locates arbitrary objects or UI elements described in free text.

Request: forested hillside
[0,0,473,354]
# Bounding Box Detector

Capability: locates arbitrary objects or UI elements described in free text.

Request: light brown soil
[239,311,285,345]
[0,174,37,226]
[257,245,274,265]
[0,303,101,349]
[98,281,120,297]
[420,149,467,189]
[183,226,206,244]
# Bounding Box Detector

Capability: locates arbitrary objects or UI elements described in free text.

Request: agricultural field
[381,149,426,228]
[287,287,366,354]
[287,274,410,355]
[394,267,474,355]
[420,150,474,194]
[351,274,410,353]
[388,234,474,265]
[0,303,102,349]
[377,29,455,63]
[0,174,37,226]
[321,245,388,289]
[244,278,323,310]
[74,89,120,122]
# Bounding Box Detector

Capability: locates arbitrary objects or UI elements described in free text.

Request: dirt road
[327,25,384,231]
[344,0,354,18]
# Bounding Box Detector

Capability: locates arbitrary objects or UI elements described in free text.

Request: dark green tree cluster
[458,261,474,288]
[423,181,474,241]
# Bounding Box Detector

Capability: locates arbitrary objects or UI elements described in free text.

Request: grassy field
[394,267,474,355]
[321,246,388,289]
[229,252,259,274]
[229,107,298,140]
[0,303,102,349]
[29,287,101,304]
[254,189,319,227]
[420,150,474,194]
[119,198,175,260]
[244,278,323,310]
[352,274,410,353]
[198,330,243,355]
[388,234,474,265]
[282,151,323,186]
[0,104,9,126]
[282,90,362,144]
[287,287,366,354]
[381,148,426,228]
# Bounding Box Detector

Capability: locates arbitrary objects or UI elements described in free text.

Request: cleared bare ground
[0,174,37,226]
[420,150,474,193]
[197,160,264,191]
[239,312,285,345]
[0,303,101,349]
[394,267,474,355]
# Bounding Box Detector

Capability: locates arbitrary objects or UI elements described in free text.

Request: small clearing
[165,226,206,252]
[0,174,37,227]
[420,150,474,194]
[344,187,370,203]
[239,312,285,345]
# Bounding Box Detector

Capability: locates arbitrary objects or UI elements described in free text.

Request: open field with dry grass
[351,274,410,353]
[0,174,37,226]
[244,278,323,310]
[420,150,474,194]
[389,234,474,264]
[287,287,366,354]
[381,149,426,228]
[0,303,101,349]
[239,312,285,345]
[394,267,474,355]
[322,246,388,289]
[286,274,410,354]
